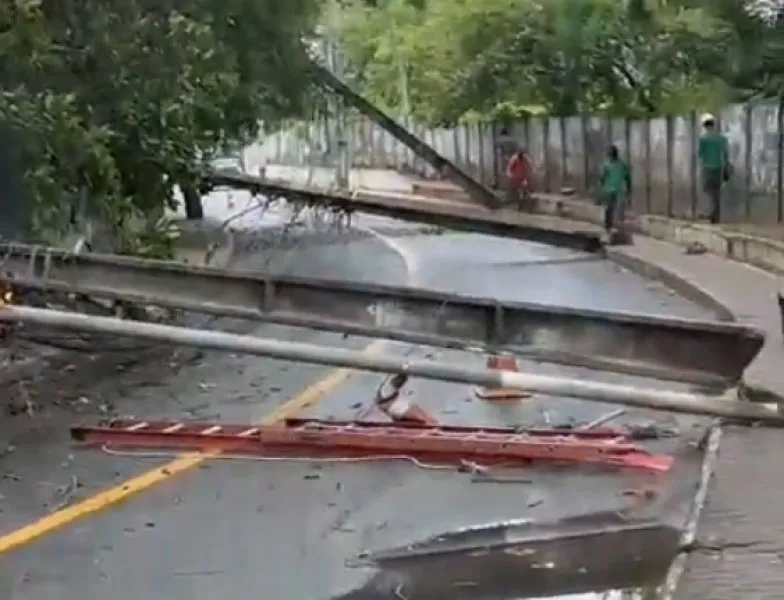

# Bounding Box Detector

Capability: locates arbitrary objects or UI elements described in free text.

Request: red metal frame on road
[71,418,674,473]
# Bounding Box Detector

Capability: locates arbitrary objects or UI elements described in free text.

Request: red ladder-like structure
[71,418,674,473]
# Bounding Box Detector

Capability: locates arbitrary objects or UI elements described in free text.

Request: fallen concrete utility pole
[206,171,603,252]
[0,243,764,389]
[310,62,500,210]
[1,305,781,425]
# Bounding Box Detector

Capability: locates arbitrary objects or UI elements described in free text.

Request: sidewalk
[616,238,784,600]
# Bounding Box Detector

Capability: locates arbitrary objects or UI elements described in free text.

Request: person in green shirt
[698,113,730,224]
[598,144,631,234]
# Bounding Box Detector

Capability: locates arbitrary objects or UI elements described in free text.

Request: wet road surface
[0,180,714,599]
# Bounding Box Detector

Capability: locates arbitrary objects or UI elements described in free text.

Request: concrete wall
[251,101,784,226]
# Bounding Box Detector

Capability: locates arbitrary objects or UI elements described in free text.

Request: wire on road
[99,445,499,476]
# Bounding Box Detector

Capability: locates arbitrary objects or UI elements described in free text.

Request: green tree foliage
[0,0,321,253]
[330,0,782,124]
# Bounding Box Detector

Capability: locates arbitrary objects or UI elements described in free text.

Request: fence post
[542,118,551,192]
[581,113,590,193]
[623,117,631,160]
[452,125,461,168]
[477,122,487,187]
[462,123,471,175]
[491,121,503,188]
[778,101,783,223]
[666,115,674,217]
[559,116,568,189]
[644,118,652,214]
[623,117,633,212]
[744,103,753,220]
[689,111,698,219]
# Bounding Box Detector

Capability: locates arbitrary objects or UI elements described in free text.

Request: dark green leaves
[0,0,321,250]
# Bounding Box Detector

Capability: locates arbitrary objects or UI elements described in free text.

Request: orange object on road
[70,418,674,473]
[375,374,437,425]
[475,354,531,401]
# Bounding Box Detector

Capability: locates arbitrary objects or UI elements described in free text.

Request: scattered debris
[581,409,626,430]
[458,460,487,476]
[626,423,679,440]
[7,382,36,417]
[685,241,708,255]
[621,487,658,502]
[393,583,409,600]
[333,525,355,533]
[679,538,767,554]
[471,472,533,485]
[50,475,80,512]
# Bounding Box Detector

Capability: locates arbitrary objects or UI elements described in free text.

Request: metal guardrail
[0,243,764,388]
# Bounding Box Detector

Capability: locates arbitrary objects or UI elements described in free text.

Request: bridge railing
[255,101,784,227]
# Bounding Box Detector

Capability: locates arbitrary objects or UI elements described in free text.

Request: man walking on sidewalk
[505,149,533,211]
[698,113,731,224]
[598,144,631,239]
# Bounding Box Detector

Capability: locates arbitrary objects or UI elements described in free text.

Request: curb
[659,424,722,600]
[638,215,784,276]
[532,194,784,283]
[606,250,735,322]
[412,178,784,284]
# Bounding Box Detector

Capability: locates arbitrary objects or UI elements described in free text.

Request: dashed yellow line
[0,340,387,554]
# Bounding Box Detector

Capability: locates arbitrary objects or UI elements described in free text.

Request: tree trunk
[182,185,204,220]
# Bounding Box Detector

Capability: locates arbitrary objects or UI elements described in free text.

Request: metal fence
[256,101,784,225]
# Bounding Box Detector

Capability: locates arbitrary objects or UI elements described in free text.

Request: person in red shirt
[505,149,533,211]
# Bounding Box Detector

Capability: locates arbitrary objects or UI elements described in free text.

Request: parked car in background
[210,154,245,176]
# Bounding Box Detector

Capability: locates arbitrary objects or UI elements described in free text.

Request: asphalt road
[0,184,714,599]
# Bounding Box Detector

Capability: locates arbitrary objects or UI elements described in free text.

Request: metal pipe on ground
[1,305,781,425]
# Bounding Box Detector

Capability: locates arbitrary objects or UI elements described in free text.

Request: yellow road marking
[0,340,387,554]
